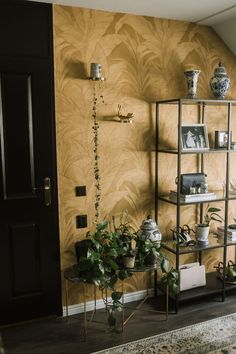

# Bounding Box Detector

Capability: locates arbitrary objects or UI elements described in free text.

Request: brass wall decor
[113,104,134,123]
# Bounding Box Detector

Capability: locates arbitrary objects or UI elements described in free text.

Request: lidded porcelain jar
[210,62,230,99]
[137,216,162,243]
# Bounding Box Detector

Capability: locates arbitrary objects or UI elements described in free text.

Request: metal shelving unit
[155,98,236,311]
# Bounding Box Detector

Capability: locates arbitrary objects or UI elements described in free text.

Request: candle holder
[88,63,105,81]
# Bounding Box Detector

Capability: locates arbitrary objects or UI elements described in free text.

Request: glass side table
[64,264,169,338]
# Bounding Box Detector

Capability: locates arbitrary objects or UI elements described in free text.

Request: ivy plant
[76,220,132,331]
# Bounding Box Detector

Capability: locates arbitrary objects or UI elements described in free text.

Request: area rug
[93,313,236,354]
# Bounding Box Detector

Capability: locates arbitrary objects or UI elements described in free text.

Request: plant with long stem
[92,83,105,225]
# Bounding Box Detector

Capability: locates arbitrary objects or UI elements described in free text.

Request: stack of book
[217,226,236,241]
[169,191,216,203]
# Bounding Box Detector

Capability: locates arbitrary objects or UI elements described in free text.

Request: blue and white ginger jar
[137,216,162,243]
[210,62,230,99]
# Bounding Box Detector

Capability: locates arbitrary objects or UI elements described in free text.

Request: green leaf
[108,308,116,327]
[108,248,118,258]
[208,207,221,213]
[107,259,119,271]
[111,291,123,301]
[118,269,132,280]
[210,216,222,223]
[170,270,179,280]
[170,282,179,294]
[98,263,105,274]
[90,238,101,250]
[152,248,160,258]
[161,258,170,273]
[97,221,108,231]
[109,274,118,287]
[93,279,101,286]
[87,249,100,262]
[161,274,167,284]
[211,213,223,220]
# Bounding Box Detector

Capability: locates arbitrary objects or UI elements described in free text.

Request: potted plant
[75,220,132,331]
[112,211,137,269]
[122,248,137,269]
[135,237,179,294]
[196,204,223,245]
[136,238,161,267]
[74,213,179,331]
[160,258,179,295]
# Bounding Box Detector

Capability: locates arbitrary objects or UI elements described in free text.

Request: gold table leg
[65,279,69,321]
[83,283,87,342]
[94,285,97,315]
[166,285,169,320]
[122,280,124,332]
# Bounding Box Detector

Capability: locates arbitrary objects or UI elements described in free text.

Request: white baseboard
[63,288,154,317]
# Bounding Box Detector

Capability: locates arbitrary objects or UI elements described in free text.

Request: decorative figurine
[184,69,201,99]
[113,104,134,123]
[210,62,230,99]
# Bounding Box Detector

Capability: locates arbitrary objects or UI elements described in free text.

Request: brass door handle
[33,177,51,206]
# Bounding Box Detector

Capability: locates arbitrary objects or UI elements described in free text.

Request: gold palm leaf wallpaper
[53,5,236,306]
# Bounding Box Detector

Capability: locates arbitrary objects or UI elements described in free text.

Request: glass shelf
[158,191,236,206]
[157,148,236,155]
[161,234,225,255]
[156,98,236,106]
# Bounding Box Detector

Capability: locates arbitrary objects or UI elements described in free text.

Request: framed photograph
[181,124,209,151]
[215,130,232,149]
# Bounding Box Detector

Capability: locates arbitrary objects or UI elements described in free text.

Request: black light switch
[75,186,86,197]
[76,215,87,228]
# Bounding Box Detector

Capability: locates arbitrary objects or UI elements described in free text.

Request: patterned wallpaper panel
[53,5,236,305]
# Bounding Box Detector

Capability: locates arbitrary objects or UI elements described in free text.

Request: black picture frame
[181,124,209,151]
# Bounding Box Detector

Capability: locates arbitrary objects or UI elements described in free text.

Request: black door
[0,2,62,325]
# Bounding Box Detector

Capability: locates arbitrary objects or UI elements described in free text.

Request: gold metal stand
[121,266,169,330]
[64,273,97,342]
[64,264,169,338]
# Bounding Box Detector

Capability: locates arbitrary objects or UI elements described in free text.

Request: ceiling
[31,0,236,54]
[31,0,236,25]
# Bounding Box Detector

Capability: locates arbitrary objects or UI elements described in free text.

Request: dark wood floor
[2,292,236,354]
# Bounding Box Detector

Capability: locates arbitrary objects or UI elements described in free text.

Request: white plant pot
[123,256,135,269]
[196,225,210,245]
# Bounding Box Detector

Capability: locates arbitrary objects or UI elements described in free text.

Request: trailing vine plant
[92,82,105,224]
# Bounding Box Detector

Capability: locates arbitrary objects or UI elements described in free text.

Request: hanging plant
[92,82,105,225]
